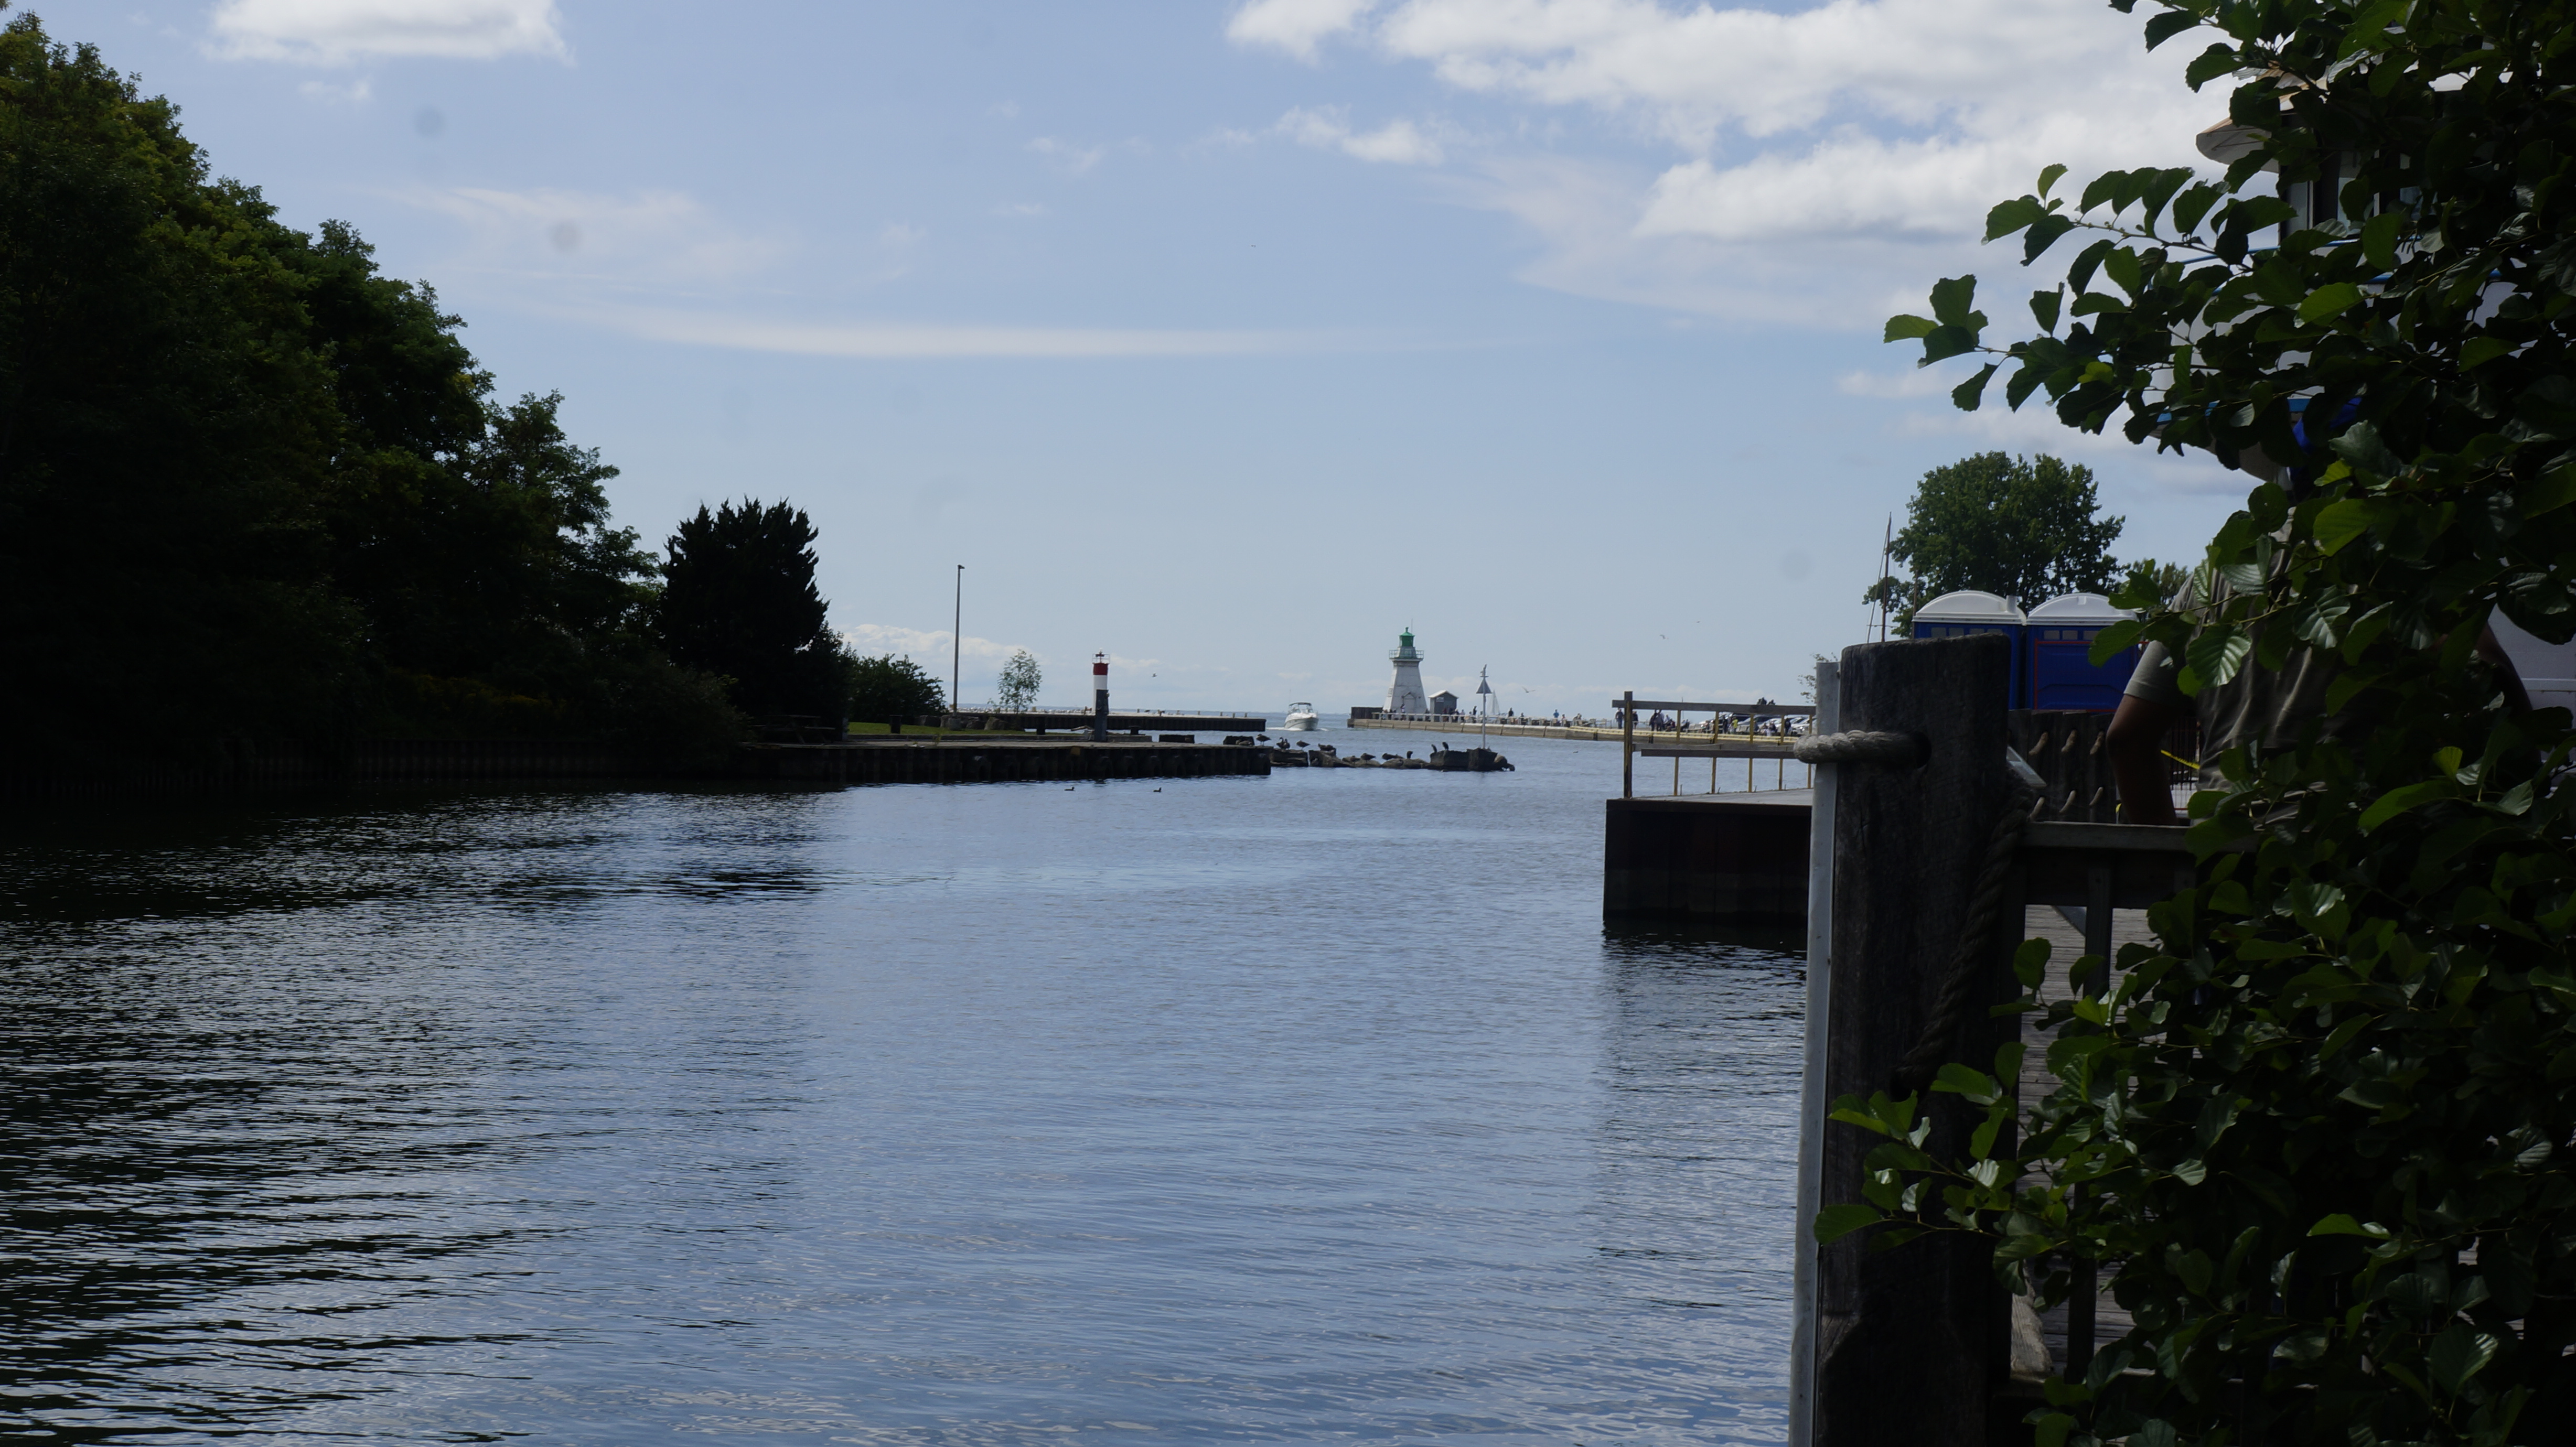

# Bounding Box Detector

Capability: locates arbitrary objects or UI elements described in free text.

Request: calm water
[1,728,1804,1444]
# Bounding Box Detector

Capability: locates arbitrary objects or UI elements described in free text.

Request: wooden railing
[1612,690,1819,797]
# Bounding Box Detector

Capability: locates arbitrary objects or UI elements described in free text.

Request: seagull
[1064,785,1075,791]
[1152,787,1162,792]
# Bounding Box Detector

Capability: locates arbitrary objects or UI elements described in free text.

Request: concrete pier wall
[1602,793,1811,924]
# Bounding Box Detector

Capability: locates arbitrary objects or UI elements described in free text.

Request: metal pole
[952,564,963,728]
[1788,660,1841,1447]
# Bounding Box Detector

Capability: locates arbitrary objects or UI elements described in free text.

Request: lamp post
[951,564,963,729]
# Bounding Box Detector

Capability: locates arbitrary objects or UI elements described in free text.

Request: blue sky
[41,0,2249,715]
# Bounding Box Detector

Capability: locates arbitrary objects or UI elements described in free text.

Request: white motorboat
[1280,702,1320,731]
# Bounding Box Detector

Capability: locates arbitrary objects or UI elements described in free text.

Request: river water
[1,727,1804,1445]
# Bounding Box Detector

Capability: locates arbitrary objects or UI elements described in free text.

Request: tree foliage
[1870,452,2127,629]
[994,650,1043,711]
[657,499,846,720]
[1841,1,2576,1444]
[0,11,732,755]
[847,654,946,726]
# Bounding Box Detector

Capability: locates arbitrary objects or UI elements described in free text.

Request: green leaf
[2430,1322,2500,1395]
[2184,43,2242,90]
[2308,1213,2391,1238]
[2319,1013,2371,1059]
[1919,325,1981,365]
[1984,196,2047,242]
[2301,282,2366,323]
[1933,1062,2001,1105]
[2013,936,2051,989]
[2036,163,2068,199]
[2522,467,2576,517]
[2088,618,2145,664]
[2461,336,2513,370]
[1883,314,1937,342]
[2171,180,2225,234]
[2329,420,2406,477]
[1930,275,1979,328]
[2028,287,2062,333]
[1813,1203,1884,1245]
[1950,363,1999,412]
[2361,209,2403,271]
[2315,499,2377,553]
[2021,213,2077,264]
[2142,9,2200,48]
[2359,778,2457,833]
[2186,626,2252,688]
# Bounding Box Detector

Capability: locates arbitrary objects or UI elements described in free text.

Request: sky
[37,0,2254,717]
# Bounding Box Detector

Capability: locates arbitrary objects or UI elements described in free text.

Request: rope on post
[1889,782,2041,1095]
[1791,730,1924,766]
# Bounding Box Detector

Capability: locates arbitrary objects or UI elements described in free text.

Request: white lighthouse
[1387,628,1429,715]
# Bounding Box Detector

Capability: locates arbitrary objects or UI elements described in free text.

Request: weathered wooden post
[1621,689,1636,799]
[1792,632,2017,1447]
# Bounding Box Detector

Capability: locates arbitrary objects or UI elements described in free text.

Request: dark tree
[847,654,946,726]
[657,499,845,719]
[1865,452,2124,631]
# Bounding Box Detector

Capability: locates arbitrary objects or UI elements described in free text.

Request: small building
[1431,690,1459,716]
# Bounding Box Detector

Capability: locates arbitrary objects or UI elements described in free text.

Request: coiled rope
[1792,730,1925,766]
[1888,781,2040,1095]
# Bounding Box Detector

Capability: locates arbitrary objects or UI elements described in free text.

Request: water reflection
[2,735,1801,1443]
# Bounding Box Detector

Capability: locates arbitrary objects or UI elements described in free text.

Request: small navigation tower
[1387,628,1429,715]
[1475,666,1495,717]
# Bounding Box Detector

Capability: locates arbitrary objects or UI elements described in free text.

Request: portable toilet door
[2493,615,2576,718]
[1909,590,2029,708]
[2025,593,2140,711]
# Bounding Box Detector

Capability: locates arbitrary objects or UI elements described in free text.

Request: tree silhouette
[657,499,844,719]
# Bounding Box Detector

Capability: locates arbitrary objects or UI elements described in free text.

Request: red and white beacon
[1091,653,1109,741]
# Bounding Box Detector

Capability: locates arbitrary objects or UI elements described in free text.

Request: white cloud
[1227,0,1379,60]
[1233,0,2226,320]
[1028,136,1107,174]
[1279,106,1446,165]
[1835,368,1950,399]
[582,308,1313,360]
[841,626,1028,671]
[297,77,373,103]
[404,185,786,286]
[210,0,567,64]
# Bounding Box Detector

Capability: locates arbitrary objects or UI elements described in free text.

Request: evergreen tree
[656,499,845,719]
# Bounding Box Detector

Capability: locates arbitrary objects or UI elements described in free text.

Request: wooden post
[1622,690,1635,799]
[1808,632,2016,1447]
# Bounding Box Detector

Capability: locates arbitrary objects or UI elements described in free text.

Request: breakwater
[1347,715,1802,748]
[738,739,1268,784]
[1266,743,1511,771]
[2,736,1266,805]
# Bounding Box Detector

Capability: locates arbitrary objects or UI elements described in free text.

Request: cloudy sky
[44,0,2245,715]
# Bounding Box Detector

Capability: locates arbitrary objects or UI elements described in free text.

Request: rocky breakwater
[1231,739,1514,772]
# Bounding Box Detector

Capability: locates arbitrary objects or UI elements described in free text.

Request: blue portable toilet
[2025,593,2140,711]
[1910,590,2028,707]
